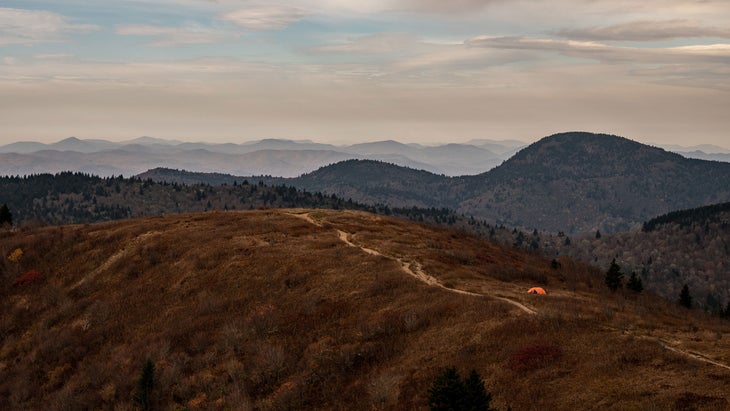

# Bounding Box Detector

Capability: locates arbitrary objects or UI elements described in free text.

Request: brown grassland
[1,208,730,410]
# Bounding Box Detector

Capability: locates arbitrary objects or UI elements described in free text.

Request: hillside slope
[548,202,730,311]
[457,132,730,233]
[2,210,730,410]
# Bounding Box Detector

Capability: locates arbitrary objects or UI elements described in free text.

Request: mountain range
[0,136,522,177]
[3,135,727,179]
[140,132,730,234]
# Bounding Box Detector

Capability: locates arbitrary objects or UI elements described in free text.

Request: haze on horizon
[1,1,729,147]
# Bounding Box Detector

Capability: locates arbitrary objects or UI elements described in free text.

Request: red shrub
[509,344,563,372]
[13,269,43,287]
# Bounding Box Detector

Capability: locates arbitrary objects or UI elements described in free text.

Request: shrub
[7,248,23,263]
[509,344,563,372]
[13,269,42,286]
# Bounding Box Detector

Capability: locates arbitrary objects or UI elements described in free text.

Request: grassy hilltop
[1,209,730,410]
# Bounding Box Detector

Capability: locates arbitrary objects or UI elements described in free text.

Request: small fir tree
[679,284,693,309]
[429,367,499,411]
[0,203,12,226]
[463,369,495,411]
[595,230,601,239]
[428,367,465,411]
[605,259,624,292]
[626,272,643,293]
[134,359,155,411]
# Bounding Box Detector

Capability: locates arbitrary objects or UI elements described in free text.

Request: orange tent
[527,287,547,295]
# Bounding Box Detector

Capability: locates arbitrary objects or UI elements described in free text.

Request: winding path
[290,211,730,370]
[289,211,535,314]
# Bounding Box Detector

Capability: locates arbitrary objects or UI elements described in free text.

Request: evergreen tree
[605,259,624,292]
[428,367,465,411]
[0,203,12,226]
[595,230,601,239]
[626,272,643,293]
[134,359,155,411]
[463,369,495,411]
[429,367,499,411]
[679,284,693,309]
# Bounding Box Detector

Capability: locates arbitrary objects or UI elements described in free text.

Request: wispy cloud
[465,35,730,64]
[0,7,99,45]
[554,20,730,42]
[220,5,308,30]
[310,33,422,54]
[116,23,235,46]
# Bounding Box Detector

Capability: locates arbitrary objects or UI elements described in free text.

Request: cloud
[220,5,308,30]
[554,20,730,41]
[0,7,99,45]
[310,32,422,54]
[116,24,235,46]
[393,0,497,14]
[465,35,730,64]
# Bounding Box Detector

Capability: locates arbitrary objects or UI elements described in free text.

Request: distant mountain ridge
[0,137,520,177]
[140,132,730,234]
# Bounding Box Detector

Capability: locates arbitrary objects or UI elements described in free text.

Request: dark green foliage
[627,272,643,293]
[605,259,624,292]
[463,369,494,411]
[643,202,730,232]
[429,367,465,411]
[595,230,601,239]
[679,284,693,309]
[428,367,496,411]
[134,359,155,411]
[0,203,11,226]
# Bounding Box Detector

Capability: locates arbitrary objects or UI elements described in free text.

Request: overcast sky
[1,0,729,147]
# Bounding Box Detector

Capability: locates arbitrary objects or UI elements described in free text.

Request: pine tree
[134,359,155,411]
[463,369,495,411]
[428,367,465,411]
[0,203,12,226]
[626,272,643,293]
[595,230,601,239]
[429,367,500,411]
[605,259,624,292]
[679,284,693,309]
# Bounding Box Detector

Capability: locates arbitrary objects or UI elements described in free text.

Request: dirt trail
[287,211,535,314]
[658,339,730,371]
[291,211,730,369]
[72,231,160,289]
[290,212,323,227]
[335,229,535,313]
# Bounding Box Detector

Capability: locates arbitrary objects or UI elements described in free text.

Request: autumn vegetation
[1,209,730,409]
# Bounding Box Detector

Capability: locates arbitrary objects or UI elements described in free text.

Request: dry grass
[1,209,730,410]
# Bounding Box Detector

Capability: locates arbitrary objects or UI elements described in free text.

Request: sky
[1,0,729,147]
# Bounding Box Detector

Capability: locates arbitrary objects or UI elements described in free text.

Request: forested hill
[643,202,730,232]
[140,132,730,234]
[0,172,473,230]
[545,201,730,312]
[456,132,730,233]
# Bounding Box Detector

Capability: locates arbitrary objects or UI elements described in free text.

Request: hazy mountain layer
[0,137,515,177]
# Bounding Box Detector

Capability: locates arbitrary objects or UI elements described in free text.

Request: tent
[527,287,547,295]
